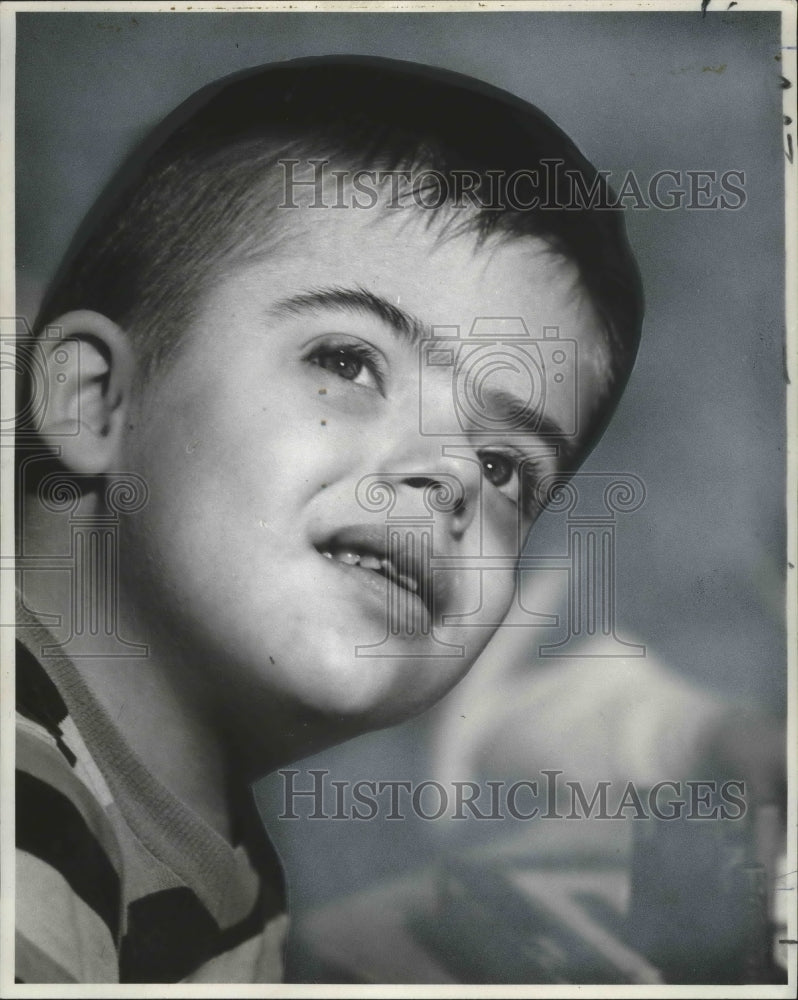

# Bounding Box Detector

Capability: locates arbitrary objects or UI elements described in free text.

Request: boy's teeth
[328,550,384,573]
[323,549,419,596]
[378,557,417,592]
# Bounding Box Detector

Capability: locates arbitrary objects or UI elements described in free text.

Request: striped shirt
[15,605,288,983]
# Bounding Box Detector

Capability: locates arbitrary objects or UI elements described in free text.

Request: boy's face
[119,202,611,752]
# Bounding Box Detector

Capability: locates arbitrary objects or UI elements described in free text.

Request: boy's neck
[18,495,238,842]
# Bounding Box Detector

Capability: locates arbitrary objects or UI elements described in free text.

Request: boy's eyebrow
[268,286,427,345]
[480,387,577,464]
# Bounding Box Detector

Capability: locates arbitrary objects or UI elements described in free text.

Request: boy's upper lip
[312,523,442,615]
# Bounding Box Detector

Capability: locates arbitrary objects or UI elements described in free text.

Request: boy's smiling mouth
[313,524,435,619]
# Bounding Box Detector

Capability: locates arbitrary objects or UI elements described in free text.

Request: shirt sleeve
[16,714,123,983]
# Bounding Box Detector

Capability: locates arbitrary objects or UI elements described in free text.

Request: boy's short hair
[33,56,643,459]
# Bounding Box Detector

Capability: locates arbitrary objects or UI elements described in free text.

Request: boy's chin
[210,628,497,776]
[282,629,490,731]
[187,612,496,764]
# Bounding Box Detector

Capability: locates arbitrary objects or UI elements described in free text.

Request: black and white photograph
[1,1,795,992]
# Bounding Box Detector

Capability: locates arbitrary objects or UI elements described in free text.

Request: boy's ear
[35,310,136,475]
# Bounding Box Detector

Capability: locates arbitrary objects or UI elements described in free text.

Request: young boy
[14,56,643,982]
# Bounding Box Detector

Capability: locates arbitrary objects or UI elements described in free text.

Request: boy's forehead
[266,191,583,317]
[221,198,613,451]
[271,167,501,266]
[266,200,607,362]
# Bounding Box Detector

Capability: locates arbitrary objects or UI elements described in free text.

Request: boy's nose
[398,462,479,538]
[363,380,483,538]
[366,439,481,539]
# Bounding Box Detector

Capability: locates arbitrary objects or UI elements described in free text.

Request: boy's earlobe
[35,310,135,475]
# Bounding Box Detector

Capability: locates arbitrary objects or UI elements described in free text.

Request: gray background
[15,7,787,979]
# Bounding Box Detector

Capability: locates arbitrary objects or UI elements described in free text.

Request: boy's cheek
[476,496,531,560]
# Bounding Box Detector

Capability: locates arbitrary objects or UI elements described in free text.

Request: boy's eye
[479,451,515,489]
[316,348,364,381]
[304,340,385,393]
[477,449,550,518]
